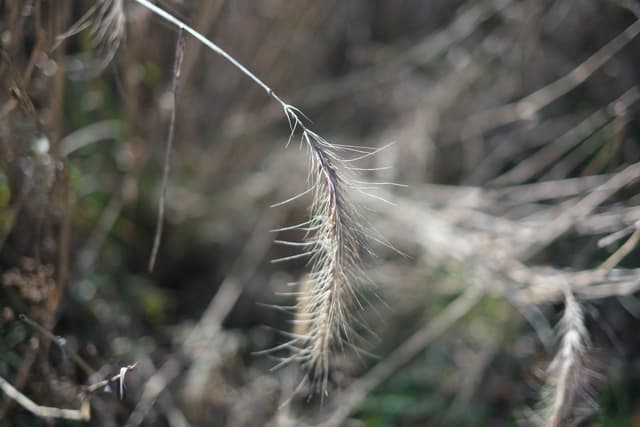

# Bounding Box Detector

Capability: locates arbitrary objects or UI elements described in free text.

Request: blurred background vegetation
[1,0,640,426]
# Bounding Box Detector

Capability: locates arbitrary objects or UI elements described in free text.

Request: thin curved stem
[132,0,273,95]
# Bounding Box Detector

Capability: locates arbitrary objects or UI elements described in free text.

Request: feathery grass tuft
[271,105,375,395]
[540,290,595,427]
[55,0,125,69]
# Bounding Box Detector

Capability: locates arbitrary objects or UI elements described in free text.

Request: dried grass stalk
[128,0,381,393]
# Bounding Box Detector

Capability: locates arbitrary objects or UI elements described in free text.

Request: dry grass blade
[597,226,640,274]
[463,18,640,138]
[148,28,185,272]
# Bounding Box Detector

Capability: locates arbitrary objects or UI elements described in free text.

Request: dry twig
[0,375,87,421]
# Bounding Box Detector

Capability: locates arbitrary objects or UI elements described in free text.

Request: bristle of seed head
[272,105,373,396]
